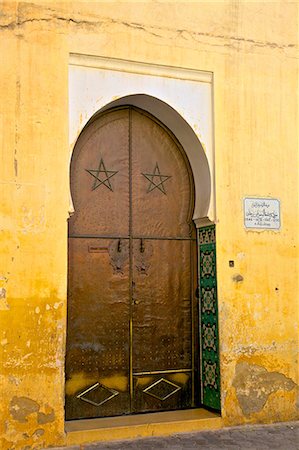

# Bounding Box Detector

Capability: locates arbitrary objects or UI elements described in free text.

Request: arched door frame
[67,95,221,413]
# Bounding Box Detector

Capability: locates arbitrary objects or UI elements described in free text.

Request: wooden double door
[65,107,198,420]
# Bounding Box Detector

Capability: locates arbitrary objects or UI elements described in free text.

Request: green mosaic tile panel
[198,225,221,411]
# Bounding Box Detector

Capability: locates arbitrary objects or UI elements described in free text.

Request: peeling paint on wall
[9,397,55,427]
[0,287,10,310]
[232,274,244,283]
[37,407,55,425]
[32,428,45,440]
[233,362,297,416]
[10,397,40,423]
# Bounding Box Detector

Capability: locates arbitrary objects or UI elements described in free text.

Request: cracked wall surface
[0,1,298,448]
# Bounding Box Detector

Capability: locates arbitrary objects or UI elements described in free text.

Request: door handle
[140,238,145,253]
[117,239,122,253]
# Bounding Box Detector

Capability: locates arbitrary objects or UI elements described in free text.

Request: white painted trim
[69,53,213,84]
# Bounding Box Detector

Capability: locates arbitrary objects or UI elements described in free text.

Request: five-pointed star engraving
[85,158,118,191]
[142,162,171,195]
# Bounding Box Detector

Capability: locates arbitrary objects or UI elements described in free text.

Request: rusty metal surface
[66,107,197,420]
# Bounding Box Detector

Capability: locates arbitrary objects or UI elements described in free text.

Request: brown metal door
[131,109,197,412]
[65,107,197,420]
[66,109,131,420]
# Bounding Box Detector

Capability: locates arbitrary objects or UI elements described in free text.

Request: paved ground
[52,421,299,449]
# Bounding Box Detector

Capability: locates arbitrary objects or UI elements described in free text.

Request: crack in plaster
[0,7,296,55]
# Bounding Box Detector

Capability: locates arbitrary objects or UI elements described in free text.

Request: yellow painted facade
[0,1,298,448]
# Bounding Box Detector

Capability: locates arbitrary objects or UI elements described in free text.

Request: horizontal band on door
[69,235,196,241]
[133,369,192,376]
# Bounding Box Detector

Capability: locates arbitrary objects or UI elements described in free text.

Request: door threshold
[65,408,223,446]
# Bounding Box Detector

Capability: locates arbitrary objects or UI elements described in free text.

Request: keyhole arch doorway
[66,96,220,420]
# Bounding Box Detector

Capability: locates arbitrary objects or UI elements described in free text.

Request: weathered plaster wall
[0,1,298,448]
[0,2,69,448]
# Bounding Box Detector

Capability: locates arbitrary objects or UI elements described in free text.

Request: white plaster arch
[71,94,211,222]
[69,56,215,223]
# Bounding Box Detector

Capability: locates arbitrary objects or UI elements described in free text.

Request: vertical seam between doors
[129,108,133,412]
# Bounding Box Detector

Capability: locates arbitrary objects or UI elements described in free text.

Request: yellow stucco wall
[0,1,298,448]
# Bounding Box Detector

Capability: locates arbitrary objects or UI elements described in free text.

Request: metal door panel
[131,239,194,412]
[69,109,130,237]
[131,109,193,238]
[133,372,192,413]
[66,237,130,419]
[132,239,192,372]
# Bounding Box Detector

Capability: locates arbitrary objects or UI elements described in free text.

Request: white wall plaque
[244,198,280,230]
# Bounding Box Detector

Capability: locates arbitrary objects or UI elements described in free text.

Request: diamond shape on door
[143,378,181,401]
[77,382,119,407]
